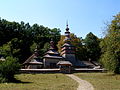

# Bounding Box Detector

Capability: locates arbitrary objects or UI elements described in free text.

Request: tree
[0,18,61,63]
[57,35,65,53]
[0,40,20,58]
[100,13,120,73]
[0,56,21,83]
[83,32,101,61]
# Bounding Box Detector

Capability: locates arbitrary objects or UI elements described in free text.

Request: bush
[100,51,118,73]
[0,56,21,83]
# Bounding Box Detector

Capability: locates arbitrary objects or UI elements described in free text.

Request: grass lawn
[0,73,77,90]
[75,73,120,90]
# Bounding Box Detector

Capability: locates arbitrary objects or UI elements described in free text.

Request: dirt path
[66,74,94,90]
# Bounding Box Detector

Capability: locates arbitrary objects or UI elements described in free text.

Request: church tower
[61,22,76,65]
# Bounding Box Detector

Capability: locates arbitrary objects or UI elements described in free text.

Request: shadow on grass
[5,78,33,84]
[14,79,32,84]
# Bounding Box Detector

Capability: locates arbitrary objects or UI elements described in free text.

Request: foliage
[83,32,101,61]
[30,42,37,53]
[0,40,21,62]
[0,42,11,57]
[42,42,50,53]
[57,32,101,61]
[0,56,21,83]
[70,34,86,60]
[100,51,118,72]
[0,18,61,63]
[57,35,65,53]
[100,13,120,73]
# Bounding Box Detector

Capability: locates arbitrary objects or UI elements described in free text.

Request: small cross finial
[66,20,69,31]
[66,20,68,28]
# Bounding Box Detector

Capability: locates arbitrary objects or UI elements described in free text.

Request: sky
[0,0,120,38]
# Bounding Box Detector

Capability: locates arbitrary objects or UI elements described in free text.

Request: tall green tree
[100,13,120,73]
[84,32,101,61]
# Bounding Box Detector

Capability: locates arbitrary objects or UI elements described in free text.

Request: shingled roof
[43,40,64,59]
[23,47,43,65]
[57,61,72,66]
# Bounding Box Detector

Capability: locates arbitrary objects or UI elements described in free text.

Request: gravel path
[66,74,94,90]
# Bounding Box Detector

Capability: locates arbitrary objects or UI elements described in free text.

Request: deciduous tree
[100,13,120,73]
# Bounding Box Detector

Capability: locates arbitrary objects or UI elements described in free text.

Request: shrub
[0,56,21,83]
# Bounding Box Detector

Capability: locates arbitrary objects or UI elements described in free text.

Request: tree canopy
[100,13,120,73]
[0,18,61,63]
[84,32,101,61]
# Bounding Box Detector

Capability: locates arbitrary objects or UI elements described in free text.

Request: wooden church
[23,23,100,70]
